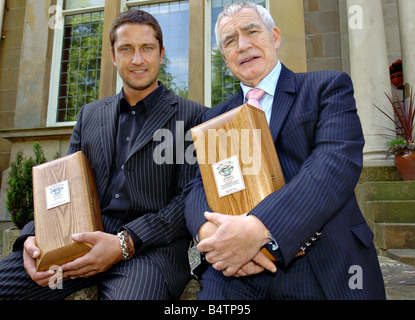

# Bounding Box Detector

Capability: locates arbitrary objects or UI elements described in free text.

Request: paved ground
[189,247,415,300]
[379,255,415,300]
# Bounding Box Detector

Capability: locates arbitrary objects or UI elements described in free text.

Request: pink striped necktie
[246,88,266,110]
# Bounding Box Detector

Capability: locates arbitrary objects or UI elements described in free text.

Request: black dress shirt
[101,84,163,250]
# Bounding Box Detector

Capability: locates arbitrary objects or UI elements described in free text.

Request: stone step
[387,249,415,268]
[374,223,415,250]
[365,200,415,224]
[359,166,402,183]
[357,181,415,202]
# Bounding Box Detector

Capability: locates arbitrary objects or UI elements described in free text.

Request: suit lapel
[227,89,244,111]
[269,65,296,142]
[128,86,177,159]
[100,95,119,175]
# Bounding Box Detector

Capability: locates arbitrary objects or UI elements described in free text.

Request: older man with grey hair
[184,1,386,300]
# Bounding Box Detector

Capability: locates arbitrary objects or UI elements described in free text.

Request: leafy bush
[374,87,415,157]
[6,143,48,229]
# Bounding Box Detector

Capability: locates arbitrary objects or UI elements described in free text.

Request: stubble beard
[123,74,159,92]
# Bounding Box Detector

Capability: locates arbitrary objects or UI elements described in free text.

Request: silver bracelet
[117,231,130,260]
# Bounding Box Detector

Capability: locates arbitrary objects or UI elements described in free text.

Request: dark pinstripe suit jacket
[184,64,386,299]
[17,83,206,298]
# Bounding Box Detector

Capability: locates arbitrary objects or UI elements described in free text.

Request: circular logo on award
[219,165,234,177]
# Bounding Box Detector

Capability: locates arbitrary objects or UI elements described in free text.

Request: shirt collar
[119,82,163,116]
[241,60,281,100]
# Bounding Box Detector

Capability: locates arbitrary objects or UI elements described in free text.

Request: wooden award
[190,104,285,261]
[32,151,103,271]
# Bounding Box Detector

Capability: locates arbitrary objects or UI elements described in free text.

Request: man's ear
[110,48,116,65]
[272,27,281,50]
[160,46,165,64]
[222,54,228,67]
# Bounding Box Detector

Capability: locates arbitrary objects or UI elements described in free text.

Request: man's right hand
[197,219,277,277]
[23,236,55,287]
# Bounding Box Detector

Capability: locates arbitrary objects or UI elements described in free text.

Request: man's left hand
[61,231,123,279]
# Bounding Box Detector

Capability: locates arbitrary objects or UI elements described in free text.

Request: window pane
[211,0,266,106]
[130,1,189,98]
[57,11,104,122]
[64,0,105,10]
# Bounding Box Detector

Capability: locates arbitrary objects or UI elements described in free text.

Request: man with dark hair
[0,9,205,300]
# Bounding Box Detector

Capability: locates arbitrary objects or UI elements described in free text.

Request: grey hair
[214,1,276,52]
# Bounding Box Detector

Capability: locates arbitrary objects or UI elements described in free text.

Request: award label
[45,180,71,210]
[212,155,246,198]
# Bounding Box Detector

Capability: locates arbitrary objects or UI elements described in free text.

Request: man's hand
[197,212,277,277]
[61,231,127,279]
[23,236,55,287]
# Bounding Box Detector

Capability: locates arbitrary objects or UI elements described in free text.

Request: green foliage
[6,143,48,229]
[211,49,239,106]
[374,87,415,156]
[58,12,104,122]
[385,137,415,157]
[159,53,188,98]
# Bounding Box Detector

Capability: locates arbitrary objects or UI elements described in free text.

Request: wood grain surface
[191,104,285,261]
[33,151,103,271]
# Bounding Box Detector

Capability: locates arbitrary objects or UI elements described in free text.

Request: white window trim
[46,0,105,127]
[204,0,269,108]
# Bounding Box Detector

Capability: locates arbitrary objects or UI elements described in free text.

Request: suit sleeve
[183,109,213,239]
[250,72,365,265]
[67,107,83,155]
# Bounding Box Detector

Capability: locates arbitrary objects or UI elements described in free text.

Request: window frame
[204,0,269,108]
[118,0,190,95]
[47,0,105,127]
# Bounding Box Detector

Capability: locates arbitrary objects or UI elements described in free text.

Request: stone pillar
[98,0,121,99]
[13,0,53,128]
[270,0,307,72]
[397,0,415,92]
[346,0,395,166]
[188,0,205,105]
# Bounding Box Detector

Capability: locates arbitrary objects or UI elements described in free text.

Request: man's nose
[237,35,251,52]
[132,51,144,64]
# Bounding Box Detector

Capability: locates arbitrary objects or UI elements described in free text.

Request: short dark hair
[110,9,163,53]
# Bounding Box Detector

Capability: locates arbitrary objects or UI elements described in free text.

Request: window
[47,0,105,126]
[206,0,268,107]
[124,0,190,98]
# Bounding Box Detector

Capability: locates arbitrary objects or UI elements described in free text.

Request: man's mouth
[240,56,259,65]
[131,70,146,74]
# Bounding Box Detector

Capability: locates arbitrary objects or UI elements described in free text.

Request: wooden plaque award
[32,151,103,271]
[191,104,285,261]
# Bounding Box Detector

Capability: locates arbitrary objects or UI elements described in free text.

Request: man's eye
[120,47,130,52]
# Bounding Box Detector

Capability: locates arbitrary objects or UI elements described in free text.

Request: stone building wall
[0,0,26,181]
[303,0,401,73]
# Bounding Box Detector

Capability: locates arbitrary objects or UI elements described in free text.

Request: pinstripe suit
[0,83,206,300]
[184,64,386,300]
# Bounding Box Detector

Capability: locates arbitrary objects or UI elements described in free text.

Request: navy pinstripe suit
[0,83,206,300]
[184,65,386,300]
